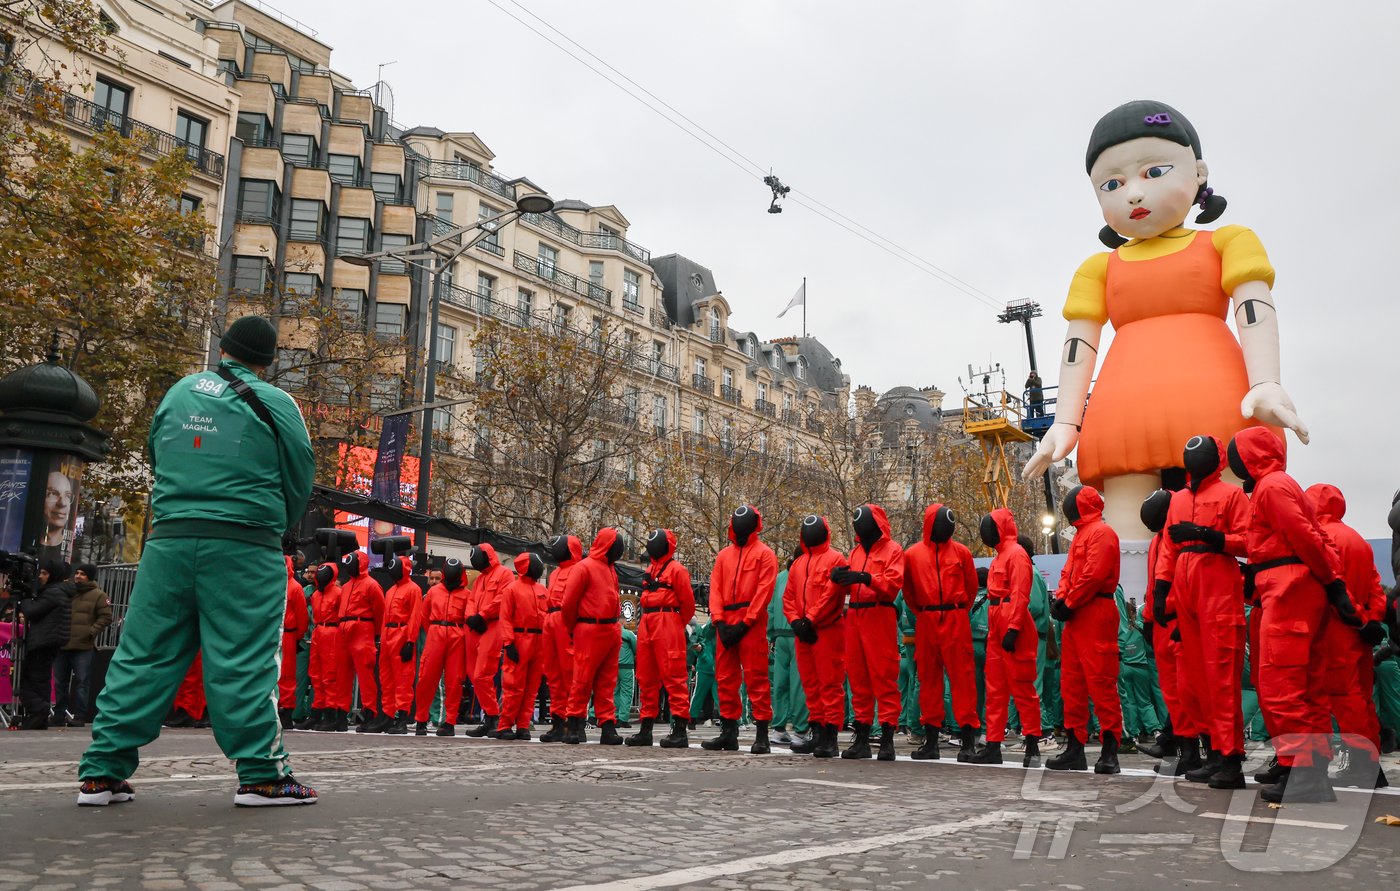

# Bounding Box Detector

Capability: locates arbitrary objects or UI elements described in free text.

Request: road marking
[1198,812,1349,831]
[785,778,886,791]
[1098,833,1195,845]
[554,810,1023,891]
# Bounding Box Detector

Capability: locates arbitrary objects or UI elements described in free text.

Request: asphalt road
[2,725,1398,890]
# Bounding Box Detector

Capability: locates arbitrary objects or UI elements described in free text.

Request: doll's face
[1090,136,1207,240]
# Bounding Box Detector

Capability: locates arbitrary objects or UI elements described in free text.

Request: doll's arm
[1233,280,1310,444]
[1024,318,1101,479]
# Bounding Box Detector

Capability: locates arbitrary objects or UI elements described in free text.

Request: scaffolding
[962,390,1034,512]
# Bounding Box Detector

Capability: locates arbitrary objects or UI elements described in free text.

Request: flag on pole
[778,281,805,318]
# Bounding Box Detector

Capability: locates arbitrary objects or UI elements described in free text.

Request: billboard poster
[38,454,85,565]
[333,443,420,559]
[0,448,33,554]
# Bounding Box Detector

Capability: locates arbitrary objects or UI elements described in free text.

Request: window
[175,111,207,163]
[599,223,618,237]
[757,383,768,403]
[721,417,734,450]
[652,394,667,430]
[274,348,310,392]
[327,153,360,183]
[369,377,399,412]
[333,288,366,327]
[179,194,201,216]
[553,302,572,332]
[336,217,371,255]
[783,392,794,413]
[432,408,452,434]
[477,271,495,298]
[321,363,351,405]
[694,357,706,378]
[517,288,533,325]
[797,357,807,381]
[231,256,268,294]
[289,199,324,241]
[236,112,270,146]
[477,203,501,252]
[722,368,734,390]
[770,348,782,370]
[623,269,641,309]
[282,133,316,165]
[623,385,640,424]
[282,273,320,313]
[709,307,721,339]
[435,324,457,365]
[589,261,604,292]
[589,315,604,349]
[758,431,768,453]
[652,341,665,371]
[93,77,131,132]
[237,179,278,222]
[435,192,454,223]
[379,233,410,274]
[374,301,405,338]
[693,408,707,435]
[745,336,758,359]
[537,243,558,278]
[370,173,401,204]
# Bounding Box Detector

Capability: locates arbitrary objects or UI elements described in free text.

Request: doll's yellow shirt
[1062,225,1275,325]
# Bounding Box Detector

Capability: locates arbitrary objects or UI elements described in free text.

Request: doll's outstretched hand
[1023,423,1079,479]
[1241,382,1310,445]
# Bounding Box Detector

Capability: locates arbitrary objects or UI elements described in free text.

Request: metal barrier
[94,563,139,649]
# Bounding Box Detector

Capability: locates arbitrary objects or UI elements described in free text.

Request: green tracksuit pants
[769,635,809,733]
[898,644,920,729]
[1118,663,1163,737]
[1372,656,1400,740]
[615,666,635,723]
[80,537,290,785]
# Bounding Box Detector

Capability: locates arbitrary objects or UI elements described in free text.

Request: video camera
[0,549,39,599]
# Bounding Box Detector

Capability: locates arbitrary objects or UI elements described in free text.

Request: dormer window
[770,348,781,370]
[797,357,807,381]
[709,306,721,340]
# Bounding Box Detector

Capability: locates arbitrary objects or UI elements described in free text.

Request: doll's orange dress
[1063,226,1275,489]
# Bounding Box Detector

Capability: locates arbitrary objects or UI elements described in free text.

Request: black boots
[1094,731,1120,775]
[599,720,624,745]
[1261,765,1336,803]
[311,709,336,732]
[540,714,567,743]
[659,717,690,749]
[278,708,294,730]
[1208,753,1246,789]
[1254,754,1286,785]
[384,712,410,735]
[790,725,818,754]
[877,723,896,761]
[1185,735,1223,783]
[357,710,392,733]
[1140,727,1176,760]
[465,714,498,738]
[1047,730,1087,771]
[751,720,771,755]
[702,718,740,751]
[957,726,977,763]
[911,724,941,760]
[1023,735,1041,768]
[1169,735,1202,776]
[562,716,584,745]
[969,740,1002,764]
[625,718,655,747]
[842,722,873,760]
[1334,747,1390,789]
[293,709,321,731]
[813,723,841,759]
[435,721,455,737]
[332,709,349,732]
[414,720,430,736]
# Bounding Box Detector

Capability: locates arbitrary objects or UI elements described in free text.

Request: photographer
[16,560,76,730]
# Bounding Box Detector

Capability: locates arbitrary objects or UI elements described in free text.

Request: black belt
[642,606,680,614]
[386,622,407,628]
[1180,544,1224,554]
[1095,592,1116,600]
[513,627,542,634]
[283,626,298,632]
[547,607,562,613]
[576,617,619,624]
[988,597,1010,605]
[319,621,340,627]
[722,601,751,611]
[919,604,958,613]
[847,602,895,610]
[432,620,463,627]
[1250,556,1304,573]
[343,616,374,622]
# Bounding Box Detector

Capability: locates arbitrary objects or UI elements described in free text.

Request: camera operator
[16,560,76,730]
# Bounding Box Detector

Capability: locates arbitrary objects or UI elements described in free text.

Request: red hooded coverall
[542,536,582,719]
[466,545,513,719]
[414,577,468,724]
[710,513,777,722]
[279,557,309,710]
[1306,483,1385,754]
[783,519,850,727]
[378,557,424,717]
[902,504,980,729]
[498,553,549,731]
[1154,435,1249,756]
[983,509,1041,742]
[563,529,623,722]
[638,530,696,722]
[1234,427,1342,768]
[1056,487,1123,740]
[842,504,905,726]
[174,652,205,720]
[335,551,385,713]
[1140,537,1188,736]
[308,565,340,711]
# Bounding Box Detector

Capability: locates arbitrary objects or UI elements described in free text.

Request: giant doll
[1025,100,1307,545]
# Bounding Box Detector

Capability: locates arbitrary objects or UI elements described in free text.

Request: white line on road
[1198,812,1349,831]
[785,778,886,791]
[1098,833,1195,845]
[553,810,1023,891]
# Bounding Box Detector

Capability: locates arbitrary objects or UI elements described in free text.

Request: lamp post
[344,192,554,549]
[1040,512,1056,555]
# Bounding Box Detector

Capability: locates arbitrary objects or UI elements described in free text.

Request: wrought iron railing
[512,251,611,305]
[781,409,802,425]
[422,159,514,200]
[720,385,743,406]
[650,308,672,329]
[755,399,776,417]
[521,212,651,262]
[57,90,226,177]
[691,374,713,394]
[709,328,726,344]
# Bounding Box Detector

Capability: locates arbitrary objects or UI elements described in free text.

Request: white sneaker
[77,779,135,807]
[773,730,794,745]
[233,776,319,807]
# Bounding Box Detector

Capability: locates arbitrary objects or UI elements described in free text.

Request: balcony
[441,283,554,328]
[650,308,672,329]
[720,385,743,406]
[709,328,726,344]
[691,374,713,394]
[513,251,612,305]
[806,418,826,434]
[57,90,226,177]
[755,399,776,417]
[521,212,650,263]
[623,351,680,383]
[622,298,643,315]
[781,409,802,425]
[421,159,515,200]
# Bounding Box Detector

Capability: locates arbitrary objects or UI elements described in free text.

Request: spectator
[16,560,76,730]
[54,563,112,727]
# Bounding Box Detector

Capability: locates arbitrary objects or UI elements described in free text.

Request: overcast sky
[285,0,1399,535]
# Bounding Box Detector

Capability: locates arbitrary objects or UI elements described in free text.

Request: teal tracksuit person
[970,586,989,726]
[896,593,920,732]
[78,318,316,807]
[692,620,718,724]
[1116,590,1162,741]
[616,628,637,726]
[768,570,809,738]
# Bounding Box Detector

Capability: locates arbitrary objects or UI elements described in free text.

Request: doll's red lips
[1129,208,1151,220]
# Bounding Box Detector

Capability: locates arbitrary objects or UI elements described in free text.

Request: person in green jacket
[615,627,637,728]
[970,567,990,729]
[768,568,809,745]
[1241,603,1268,742]
[79,317,317,807]
[896,592,921,737]
[1116,589,1162,746]
[691,618,718,727]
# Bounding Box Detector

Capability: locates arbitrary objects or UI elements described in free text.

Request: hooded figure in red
[783,515,851,759]
[705,506,778,754]
[1151,434,1250,787]
[539,534,582,742]
[902,504,979,761]
[377,555,423,734]
[1229,426,1357,804]
[496,551,549,740]
[307,562,342,731]
[1137,488,1193,771]
[278,557,309,727]
[334,550,388,732]
[414,559,469,735]
[1306,483,1389,789]
[833,503,904,762]
[462,543,513,738]
[627,528,696,749]
[971,508,1042,766]
[561,527,626,745]
[1046,486,1123,774]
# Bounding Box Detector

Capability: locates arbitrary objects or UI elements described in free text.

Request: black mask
[524,553,544,580]
[929,506,955,543]
[469,547,490,571]
[1183,435,1220,489]
[1140,489,1172,534]
[443,559,465,588]
[645,529,670,561]
[731,506,759,546]
[1227,439,1255,494]
[1062,486,1084,524]
[548,535,573,564]
[853,505,881,549]
[800,515,828,548]
[606,533,625,564]
[385,557,401,577]
[315,565,335,590]
[979,514,1000,548]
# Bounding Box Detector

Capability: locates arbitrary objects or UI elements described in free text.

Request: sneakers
[77,779,135,807]
[233,776,319,807]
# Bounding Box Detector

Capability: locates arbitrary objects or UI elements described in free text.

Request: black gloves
[790,617,818,644]
[1324,580,1363,628]
[829,565,851,584]
[296,638,309,653]
[847,571,873,586]
[1152,580,1172,627]
[399,641,414,662]
[1001,628,1019,653]
[465,614,488,634]
[1359,620,1385,648]
[1170,626,1182,643]
[717,621,751,648]
[1048,598,1073,622]
[1167,522,1225,552]
[503,642,520,663]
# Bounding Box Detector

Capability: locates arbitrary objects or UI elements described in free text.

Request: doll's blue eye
[1100,179,1122,192]
[1146,165,1173,178]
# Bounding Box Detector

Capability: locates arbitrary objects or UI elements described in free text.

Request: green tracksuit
[693,621,718,722]
[81,358,314,785]
[1116,590,1162,738]
[896,593,920,730]
[768,570,809,734]
[970,589,989,727]
[295,585,314,720]
[615,628,637,724]
[1374,643,1400,744]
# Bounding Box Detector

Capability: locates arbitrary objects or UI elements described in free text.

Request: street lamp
[1040,512,1055,554]
[343,192,553,549]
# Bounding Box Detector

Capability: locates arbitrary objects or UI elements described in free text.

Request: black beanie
[220,315,278,366]
[75,563,98,580]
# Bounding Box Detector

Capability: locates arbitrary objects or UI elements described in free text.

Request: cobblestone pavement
[2,724,1398,890]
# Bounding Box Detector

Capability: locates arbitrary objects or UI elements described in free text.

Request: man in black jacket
[16,560,76,729]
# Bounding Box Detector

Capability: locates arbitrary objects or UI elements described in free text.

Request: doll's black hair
[1088,100,1228,248]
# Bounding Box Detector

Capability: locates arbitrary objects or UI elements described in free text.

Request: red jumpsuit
[333,551,386,713]
[1141,536,1189,736]
[638,530,696,722]
[1306,484,1385,754]
[465,545,513,719]
[842,504,905,726]
[903,504,980,730]
[542,536,582,719]
[1154,435,1249,757]
[308,566,341,711]
[1233,428,1343,768]
[414,578,468,724]
[562,529,623,722]
[378,558,424,718]
[279,557,309,710]
[498,553,549,731]
[709,514,777,722]
[783,521,850,727]
[1056,487,1123,741]
[983,509,1041,743]
[174,651,205,720]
